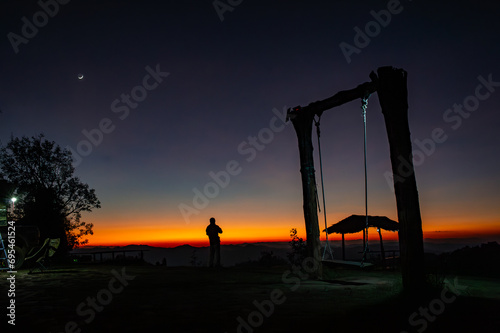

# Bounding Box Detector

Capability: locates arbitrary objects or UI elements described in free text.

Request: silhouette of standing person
[206,217,222,267]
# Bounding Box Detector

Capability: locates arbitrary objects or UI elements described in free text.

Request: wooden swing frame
[287,66,425,291]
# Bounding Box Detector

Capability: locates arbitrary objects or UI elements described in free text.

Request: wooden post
[377,66,425,292]
[290,109,323,279]
[342,233,345,261]
[378,228,386,267]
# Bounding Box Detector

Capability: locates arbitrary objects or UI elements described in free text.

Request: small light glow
[11,198,16,203]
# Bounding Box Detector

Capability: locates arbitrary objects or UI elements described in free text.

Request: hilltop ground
[1,262,499,333]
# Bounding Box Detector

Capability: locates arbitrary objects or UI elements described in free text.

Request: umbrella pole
[378,228,386,267]
[363,229,365,250]
[342,233,345,261]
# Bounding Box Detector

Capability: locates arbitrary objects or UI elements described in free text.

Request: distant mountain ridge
[70,239,493,267]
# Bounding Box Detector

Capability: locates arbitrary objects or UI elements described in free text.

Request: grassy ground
[1,263,499,332]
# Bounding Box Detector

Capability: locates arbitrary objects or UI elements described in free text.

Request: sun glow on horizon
[84,216,500,248]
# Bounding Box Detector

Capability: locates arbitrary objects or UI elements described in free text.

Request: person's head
[210,217,215,225]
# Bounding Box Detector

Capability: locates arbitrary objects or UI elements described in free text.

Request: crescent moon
[78,74,84,80]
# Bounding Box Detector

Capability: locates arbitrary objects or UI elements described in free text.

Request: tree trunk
[290,110,323,279]
[377,66,425,292]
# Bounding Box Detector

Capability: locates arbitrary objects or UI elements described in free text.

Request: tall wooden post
[378,229,386,267]
[377,66,425,292]
[290,109,323,279]
[342,233,345,261]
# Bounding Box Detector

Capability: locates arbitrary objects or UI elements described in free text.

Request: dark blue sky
[1,0,499,245]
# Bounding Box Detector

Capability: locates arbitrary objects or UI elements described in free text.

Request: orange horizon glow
[83,217,500,248]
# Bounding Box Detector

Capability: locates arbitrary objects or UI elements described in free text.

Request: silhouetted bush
[287,228,307,266]
[234,251,287,268]
[258,251,287,267]
[426,242,500,278]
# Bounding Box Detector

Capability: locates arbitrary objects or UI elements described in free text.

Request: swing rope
[360,94,371,267]
[313,94,371,264]
[314,116,334,261]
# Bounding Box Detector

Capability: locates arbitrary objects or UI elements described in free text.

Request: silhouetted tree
[0,134,100,252]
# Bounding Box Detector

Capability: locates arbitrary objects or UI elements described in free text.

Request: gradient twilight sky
[1,0,499,247]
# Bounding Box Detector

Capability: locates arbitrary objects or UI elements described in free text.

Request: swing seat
[322,258,373,268]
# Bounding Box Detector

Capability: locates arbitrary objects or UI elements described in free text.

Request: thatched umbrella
[323,214,399,262]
